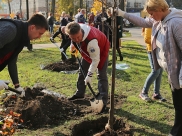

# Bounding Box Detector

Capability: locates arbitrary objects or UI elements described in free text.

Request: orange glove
[70,44,79,57]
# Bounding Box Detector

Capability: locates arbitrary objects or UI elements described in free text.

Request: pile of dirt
[0,85,133,135]
[42,58,79,72]
[1,86,80,128]
[0,59,133,135]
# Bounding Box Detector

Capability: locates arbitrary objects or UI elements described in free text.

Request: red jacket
[80,26,110,69]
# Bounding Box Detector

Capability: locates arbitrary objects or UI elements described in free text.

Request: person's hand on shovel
[70,44,79,56]
[50,37,55,43]
[14,84,25,97]
[84,72,93,85]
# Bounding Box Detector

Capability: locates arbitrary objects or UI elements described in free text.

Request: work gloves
[15,86,24,92]
[0,80,9,90]
[110,7,126,17]
[84,72,93,85]
[60,48,64,52]
[15,85,25,97]
[50,37,55,42]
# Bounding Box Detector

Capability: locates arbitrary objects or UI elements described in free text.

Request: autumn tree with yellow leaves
[54,0,74,20]
[91,0,102,15]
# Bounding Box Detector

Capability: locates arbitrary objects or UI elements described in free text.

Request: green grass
[0,39,173,135]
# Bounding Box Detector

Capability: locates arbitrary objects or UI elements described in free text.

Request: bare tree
[51,0,55,17]
[46,0,49,18]
[2,0,12,14]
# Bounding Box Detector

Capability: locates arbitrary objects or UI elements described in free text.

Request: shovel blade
[90,95,104,113]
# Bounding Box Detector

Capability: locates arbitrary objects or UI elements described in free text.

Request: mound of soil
[42,58,79,72]
[0,59,133,135]
[0,86,132,135]
[1,86,79,128]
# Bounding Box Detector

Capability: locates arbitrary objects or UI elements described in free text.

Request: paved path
[28,27,145,50]
[31,42,61,49]
[122,27,145,46]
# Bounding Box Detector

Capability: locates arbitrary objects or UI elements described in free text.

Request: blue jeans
[49,25,53,34]
[142,52,163,94]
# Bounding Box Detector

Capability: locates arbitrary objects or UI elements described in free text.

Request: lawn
[0,36,173,135]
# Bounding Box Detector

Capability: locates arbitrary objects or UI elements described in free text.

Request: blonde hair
[77,8,81,12]
[144,0,169,12]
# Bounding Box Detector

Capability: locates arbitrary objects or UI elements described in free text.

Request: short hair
[144,0,169,12]
[62,11,66,14]
[28,13,48,30]
[65,22,81,35]
[77,8,81,12]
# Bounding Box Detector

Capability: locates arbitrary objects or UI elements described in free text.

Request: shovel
[75,55,104,113]
[50,40,68,60]
[6,86,25,98]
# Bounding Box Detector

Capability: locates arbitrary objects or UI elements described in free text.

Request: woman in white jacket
[115,0,182,135]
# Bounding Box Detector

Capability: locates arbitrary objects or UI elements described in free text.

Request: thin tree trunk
[46,0,49,18]
[8,0,11,14]
[20,0,22,18]
[51,0,55,17]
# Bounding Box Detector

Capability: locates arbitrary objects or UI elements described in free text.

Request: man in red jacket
[64,22,110,108]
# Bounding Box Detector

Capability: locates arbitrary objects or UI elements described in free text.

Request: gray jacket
[123,8,182,89]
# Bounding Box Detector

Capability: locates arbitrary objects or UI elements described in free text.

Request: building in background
[10,0,52,20]
[126,0,145,12]
[8,0,146,20]
[0,0,9,18]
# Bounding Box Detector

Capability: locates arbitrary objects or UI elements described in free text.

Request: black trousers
[60,39,71,60]
[74,57,108,105]
[170,88,182,136]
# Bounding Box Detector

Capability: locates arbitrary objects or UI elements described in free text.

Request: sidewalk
[31,42,61,49]
[26,27,145,50]
[122,27,145,47]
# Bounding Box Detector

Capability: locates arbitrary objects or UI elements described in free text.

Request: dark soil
[0,59,133,136]
[42,58,79,72]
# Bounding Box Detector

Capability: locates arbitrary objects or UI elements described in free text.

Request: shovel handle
[76,56,97,98]
[51,41,68,59]
[7,86,21,95]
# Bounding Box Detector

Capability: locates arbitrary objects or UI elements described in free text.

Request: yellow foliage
[91,0,102,15]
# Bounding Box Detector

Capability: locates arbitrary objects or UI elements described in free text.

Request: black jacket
[0,19,30,71]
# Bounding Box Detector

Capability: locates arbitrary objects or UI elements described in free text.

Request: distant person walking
[47,12,54,35]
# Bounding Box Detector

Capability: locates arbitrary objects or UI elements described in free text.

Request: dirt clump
[1,86,79,128]
[42,58,79,72]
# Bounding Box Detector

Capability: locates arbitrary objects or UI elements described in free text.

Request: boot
[116,48,123,61]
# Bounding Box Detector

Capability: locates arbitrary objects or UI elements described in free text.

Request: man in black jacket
[0,13,48,91]
[47,12,54,35]
[50,13,75,61]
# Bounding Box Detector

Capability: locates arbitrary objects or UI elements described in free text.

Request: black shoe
[68,95,84,100]
[152,93,167,102]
